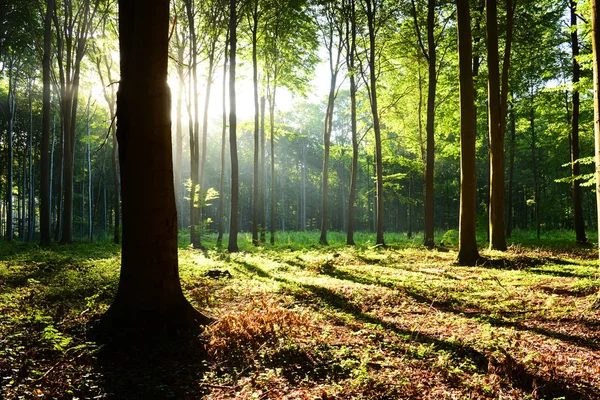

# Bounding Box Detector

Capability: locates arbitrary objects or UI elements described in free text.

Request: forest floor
[1,230,599,399]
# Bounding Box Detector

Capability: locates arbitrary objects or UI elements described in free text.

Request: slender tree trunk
[28,80,34,241]
[184,0,200,248]
[87,99,93,240]
[260,95,266,242]
[592,0,600,264]
[40,0,53,245]
[424,0,436,249]
[347,0,358,246]
[174,44,184,229]
[302,143,306,231]
[252,4,260,246]
[6,56,15,241]
[218,34,228,247]
[530,91,540,240]
[269,90,276,245]
[457,0,480,265]
[364,0,385,246]
[486,0,506,250]
[507,105,515,238]
[50,114,55,233]
[228,0,239,253]
[102,0,210,334]
[570,0,587,244]
[320,75,336,245]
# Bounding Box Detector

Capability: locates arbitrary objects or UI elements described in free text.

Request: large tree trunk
[102,0,209,334]
[457,0,480,265]
[40,0,53,245]
[228,0,239,253]
[570,0,587,244]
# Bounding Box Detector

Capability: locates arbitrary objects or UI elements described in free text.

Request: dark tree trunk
[593,0,600,263]
[457,0,480,265]
[228,0,239,253]
[102,0,209,334]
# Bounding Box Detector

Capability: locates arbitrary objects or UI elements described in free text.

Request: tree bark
[5,54,15,241]
[260,95,266,242]
[457,0,480,265]
[102,0,210,335]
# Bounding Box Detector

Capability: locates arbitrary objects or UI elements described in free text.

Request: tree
[52,0,103,243]
[360,0,388,247]
[346,0,359,246]
[316,0,344,246]
[228,0,239,253]
[569,0,586,244]
[456,0,480,265]
[593,0,600,264]
[40,0,54,246]
[486,0,515,251]
[101,0,210,333]
[411,0,437,249]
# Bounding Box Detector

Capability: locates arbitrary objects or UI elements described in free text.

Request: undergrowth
[0,231,599,399]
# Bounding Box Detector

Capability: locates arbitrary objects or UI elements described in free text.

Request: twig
[200,383,236,390]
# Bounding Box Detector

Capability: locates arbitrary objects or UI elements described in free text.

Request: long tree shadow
[232,260,595,398]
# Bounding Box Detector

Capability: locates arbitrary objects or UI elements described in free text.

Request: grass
[1,230,599,399]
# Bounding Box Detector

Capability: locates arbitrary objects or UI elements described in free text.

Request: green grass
[1,231,599,399]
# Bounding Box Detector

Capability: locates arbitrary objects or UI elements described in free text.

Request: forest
[2,0,600,398]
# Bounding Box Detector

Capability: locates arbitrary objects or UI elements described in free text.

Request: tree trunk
[228,0,239,253]
[5,55,15,241]
[365,0,385,246]
[570,0,587,244]
[506,105,515,238]
[486,0,507,251]
[260,95,266,242]
[184,0,200,248]
[347,0,358,246]
[218,33,228,247]
[269,88,276,245]
[457,0,480,265]
[593,0,600,264]
[424,0,436,249]
[530,91,540,240]
[174,41,184,229]
[320,74,336,245]
[102,0,210,335]
[40,0,53,245]
[252,4,260,246]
